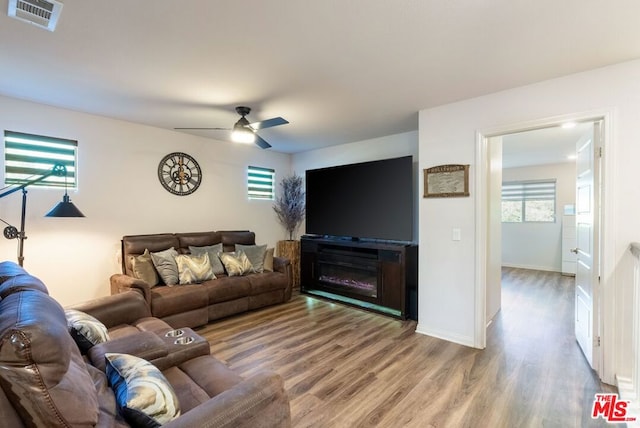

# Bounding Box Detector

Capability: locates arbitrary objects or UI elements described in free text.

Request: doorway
[501,124,592,269]
[476,114,608,379]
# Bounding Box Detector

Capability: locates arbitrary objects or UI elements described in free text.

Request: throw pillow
[219,250,254,277]
[105,353,180,428]
[65,309,110,353]
[263,247,274,272]
[174,253,215,285]
[129,249,159,287]
[150,247,179,286]
[189,243,225,275]
[235,244,267,273]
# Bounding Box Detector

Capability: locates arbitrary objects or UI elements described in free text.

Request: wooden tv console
[300,236,418,320]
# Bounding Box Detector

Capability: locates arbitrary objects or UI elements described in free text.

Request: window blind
[247,166,275,200]
[4,130,77,188]
[502,180,556,201]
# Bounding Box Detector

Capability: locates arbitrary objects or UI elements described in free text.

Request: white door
[574,120,601,370]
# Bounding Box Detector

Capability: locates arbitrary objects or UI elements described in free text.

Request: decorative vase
[277,240,301,290]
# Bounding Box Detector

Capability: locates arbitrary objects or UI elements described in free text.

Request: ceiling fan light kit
[231,123,256,144]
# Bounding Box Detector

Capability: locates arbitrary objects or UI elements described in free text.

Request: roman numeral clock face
[158,152,202,196]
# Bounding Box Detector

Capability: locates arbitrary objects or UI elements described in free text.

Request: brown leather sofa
[0,261,291,427]
[111,230,293,328]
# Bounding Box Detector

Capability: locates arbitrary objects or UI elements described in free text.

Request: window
[501,180,556,222]
[4,131,77,188]
[247,166,275,200]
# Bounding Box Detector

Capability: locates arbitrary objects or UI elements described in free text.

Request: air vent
[8,0,63,32]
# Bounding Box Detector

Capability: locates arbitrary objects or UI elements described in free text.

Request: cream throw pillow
[174,253,215,284]
[219,250,254,276]
[65,309,110,353]
[129,249,159,286]
[105,353,180,426]
[263,247,274,272]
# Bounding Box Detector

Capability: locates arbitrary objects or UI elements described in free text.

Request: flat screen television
[305,156,413,242]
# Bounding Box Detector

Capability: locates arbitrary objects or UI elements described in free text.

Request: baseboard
[501,263,560,273]
[415,323,475,348]
[616,375,640,426]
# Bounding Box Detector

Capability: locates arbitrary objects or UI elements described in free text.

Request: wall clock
[157,152,202,196]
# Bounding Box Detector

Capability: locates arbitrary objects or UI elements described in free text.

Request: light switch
[452,228,461,241]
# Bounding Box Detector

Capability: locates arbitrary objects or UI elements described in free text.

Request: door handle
[570,248,579,254]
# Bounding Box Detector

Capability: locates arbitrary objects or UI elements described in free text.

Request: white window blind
[247,166,275,200]
[4,131,77,188]
[502,180,556,222]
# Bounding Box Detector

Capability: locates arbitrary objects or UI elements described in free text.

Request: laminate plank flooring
[196,267,615,427]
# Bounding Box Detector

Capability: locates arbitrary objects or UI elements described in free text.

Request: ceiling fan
[175,106,288,149]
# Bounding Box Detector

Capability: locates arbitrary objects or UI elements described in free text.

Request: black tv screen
[305,156,413,242]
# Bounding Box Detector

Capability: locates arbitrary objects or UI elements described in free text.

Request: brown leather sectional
[0,261,291,427]
[111,230,293,328]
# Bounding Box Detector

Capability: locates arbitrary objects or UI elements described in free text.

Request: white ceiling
[502,122,593,169]
[1,1,640,154]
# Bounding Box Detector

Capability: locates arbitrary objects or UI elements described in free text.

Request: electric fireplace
[300,237,418,320]
[317,248,379,299]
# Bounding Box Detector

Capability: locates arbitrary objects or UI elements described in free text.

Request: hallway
[492,267,615,427]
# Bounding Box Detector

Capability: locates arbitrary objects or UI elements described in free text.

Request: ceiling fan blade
[254,135,272,149]
[174,127,230,130]
[249,117,288,130]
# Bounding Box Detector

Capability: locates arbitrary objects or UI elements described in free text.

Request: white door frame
[474,109,616,383]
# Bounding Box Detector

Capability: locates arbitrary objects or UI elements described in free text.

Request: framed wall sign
[423,164,470,198]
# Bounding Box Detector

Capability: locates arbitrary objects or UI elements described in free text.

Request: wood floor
[196,268,615,427]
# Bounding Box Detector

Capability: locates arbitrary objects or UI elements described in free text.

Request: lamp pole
[17,189,27,266]
[0,164,67,267]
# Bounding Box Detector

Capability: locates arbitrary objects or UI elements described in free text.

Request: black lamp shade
[45,194,85,218]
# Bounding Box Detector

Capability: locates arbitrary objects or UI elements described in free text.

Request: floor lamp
[0,163,84,266]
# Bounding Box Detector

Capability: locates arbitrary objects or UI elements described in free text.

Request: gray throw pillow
[189,243,225,275]
[150,247,179,285]
[235,244,267,273]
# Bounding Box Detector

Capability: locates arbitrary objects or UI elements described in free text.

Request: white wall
[501,162,576,272]
[292,130,418,173]
[292,131,419,241]
[418,59,640,385]
[0,95,291,306]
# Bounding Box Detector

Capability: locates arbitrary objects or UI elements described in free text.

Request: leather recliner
[0,261,291,427]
